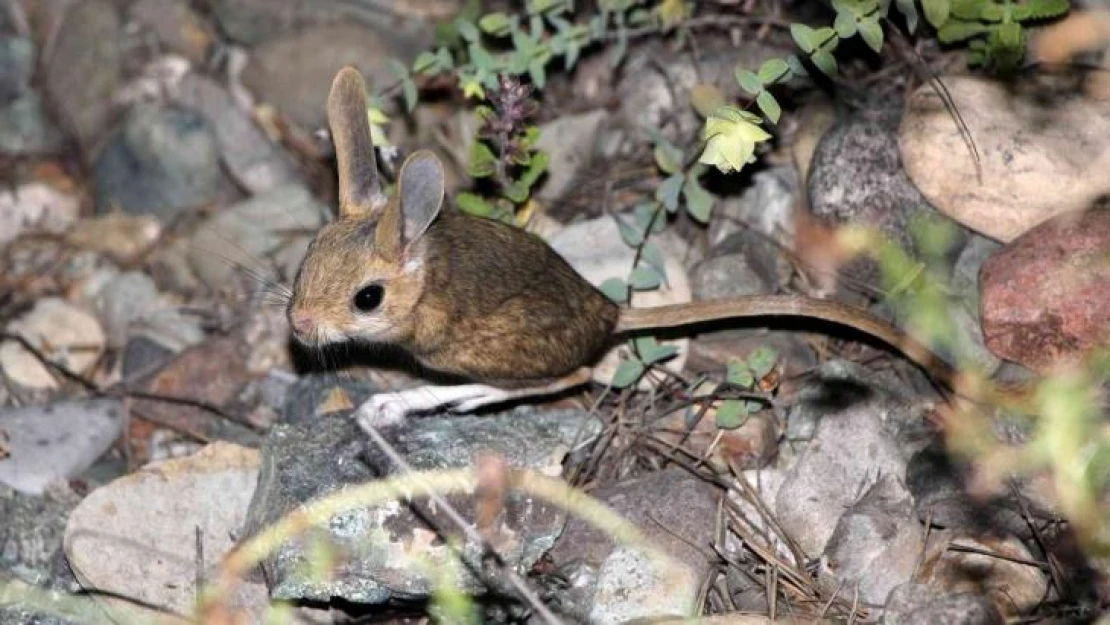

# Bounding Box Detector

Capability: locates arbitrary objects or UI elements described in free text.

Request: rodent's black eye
[352,284,384,313]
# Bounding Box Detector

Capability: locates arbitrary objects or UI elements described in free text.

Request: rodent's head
[288,67,444,348]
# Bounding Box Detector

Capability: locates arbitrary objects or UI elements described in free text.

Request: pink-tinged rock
[980,204,1110,373]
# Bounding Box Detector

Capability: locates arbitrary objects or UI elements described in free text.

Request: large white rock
[899,75,1110,242]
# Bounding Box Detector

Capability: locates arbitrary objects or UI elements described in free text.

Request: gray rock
[0,37,64,156]
[208,0,441,46]
[242,382,603,603]
[0,37,34,101]
[534,109,609,202]
[818,474,924,605]
[693,231,778,302]
[121,336,175,381]
[93,105,223,219]
[883,583,1003,625]
[44,0,121,149]
[546,468,718,624]
[63,442,267,622]
[173,73,302,193]
[188,183,327,291]
[904,444,1032,539]
[0,92,66,156]
[0,484,84,625]
[242,23,419,129]
[128,0,214,64]
[709,165,799,249]
[92,271,163,348]
[0,399,125,495]
[776,361,924,555]
[807,107,970,291]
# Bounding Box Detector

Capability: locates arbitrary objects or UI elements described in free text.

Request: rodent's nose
[290,311,317,336]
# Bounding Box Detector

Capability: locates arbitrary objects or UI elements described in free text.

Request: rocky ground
[1,0,1109,624]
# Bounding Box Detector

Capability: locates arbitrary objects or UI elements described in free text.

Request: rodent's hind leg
[451,368,592,413]
[354,369,593,431]
[355,384,494,430]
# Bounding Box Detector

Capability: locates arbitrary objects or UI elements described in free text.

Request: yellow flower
[698,106,771,173]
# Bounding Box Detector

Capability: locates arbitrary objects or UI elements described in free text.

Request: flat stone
[818,474,924,605]
[208,0,448,46]
[128,0,215,65]
[0,182,80,246]
[43,0,121,149]
[242,377,602,603]
[173,73,302,193]
[547,468,719,624]
[899,75,1110,242]
[241,23,408,129]
[980,203,1110,373]
[0,399,125,495]
[93,104,223,219]
[63,442,266,621]
[534,109,609,202]
[187,183,328,291]
[0,298,105,390]
[776,361,920,556]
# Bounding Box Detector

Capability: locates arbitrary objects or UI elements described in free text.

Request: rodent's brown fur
[290,66,1033,408]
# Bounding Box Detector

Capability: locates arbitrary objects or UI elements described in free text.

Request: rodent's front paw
[355,393,409,431]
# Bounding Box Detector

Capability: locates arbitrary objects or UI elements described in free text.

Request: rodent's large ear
[327,66,386,218]
[397,149,445,246]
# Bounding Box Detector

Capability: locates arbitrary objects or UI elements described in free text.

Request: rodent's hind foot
[355,393,410,431]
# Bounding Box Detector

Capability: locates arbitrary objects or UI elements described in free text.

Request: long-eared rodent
[288,66,1024,427]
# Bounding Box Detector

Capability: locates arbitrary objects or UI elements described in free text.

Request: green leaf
[469,141,497,178]
[858,18,883,52]
[640,242,668,275]
[469,43,495,71]
[520,150,549,188]
[936,19,989,43]
[413,51,439,74]
[950,0,980,19]
[790,23,817,53]
[727,359,754,387]
[610,26,628,67]
[634,202,666,234]
[786,55,808,77]
[715,400,749,429]
[656,173,684,213]
[629,265,663,290]
[599,278,630,303]
[895,0,919,33]
[633,336,678,364]
[746,345,778,378]
[698,105,772,174]
[813,26,839,50]
[615,215,644,247]
[479,12,513,35]
[683,174,713,223]
[401,77,418,112]
[653,138,683,174]
[457,18,481,42]
[734,68,763,95]
[436,47,455,71]
[980,3,1004,21]
[757,58,790,84]
[610,358,645,388]
[756,90,781,124]
[565,40,581,70]
[503,181,529,203]
[456,192,495,217]
[810,49,838,76]
[528,59,547,87]
[386,58,409,79]
[921,0,950,27]
[834,11,858,38]
[1012,0,1069,20]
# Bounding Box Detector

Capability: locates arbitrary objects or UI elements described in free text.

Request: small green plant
[456,74,550,223]
[716,346,779,429]
[926,0,1071,73]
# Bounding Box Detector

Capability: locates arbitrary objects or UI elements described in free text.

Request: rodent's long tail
[616,295,957,390]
